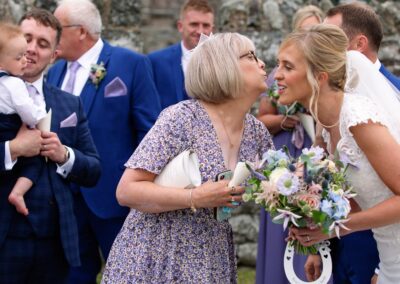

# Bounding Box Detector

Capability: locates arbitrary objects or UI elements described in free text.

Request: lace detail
[335,93,400,266]
[337,93,390,165]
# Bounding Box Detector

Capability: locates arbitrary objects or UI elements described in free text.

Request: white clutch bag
[154,150,201,188]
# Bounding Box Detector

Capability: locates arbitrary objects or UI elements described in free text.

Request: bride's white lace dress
[323,92,400,283]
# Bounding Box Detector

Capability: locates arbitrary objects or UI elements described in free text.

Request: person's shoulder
[45,83,79,102]
[148,42,181,60]
[246,112,267,129]
[160,100,198,121]
[0,74,25,87]
[107,42,146,61]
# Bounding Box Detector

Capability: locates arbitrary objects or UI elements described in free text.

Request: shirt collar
[181,41,192,59]
[373,58,382,70]
[70,38,104,71]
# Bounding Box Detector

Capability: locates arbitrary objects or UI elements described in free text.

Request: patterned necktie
[63,61,80,94]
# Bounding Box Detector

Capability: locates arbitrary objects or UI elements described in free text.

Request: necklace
[217,111,244,149]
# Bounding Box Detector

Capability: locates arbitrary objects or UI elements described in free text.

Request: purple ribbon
[291,123,304,149]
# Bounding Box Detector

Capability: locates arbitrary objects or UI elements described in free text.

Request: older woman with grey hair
[101,33,273,283]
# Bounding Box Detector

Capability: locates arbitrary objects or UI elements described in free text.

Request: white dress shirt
[181,41,192,75]
[61,39,104,96]
[0,72,46,126]
[4,74,75,178]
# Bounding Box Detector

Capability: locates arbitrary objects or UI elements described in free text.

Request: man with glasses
[46,0,160,283]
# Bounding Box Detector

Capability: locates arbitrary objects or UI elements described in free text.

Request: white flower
[329,219,351,238]
[269,167,289,184]
[273,209,302,230]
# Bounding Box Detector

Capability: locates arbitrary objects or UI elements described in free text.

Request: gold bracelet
[189,188,197,213]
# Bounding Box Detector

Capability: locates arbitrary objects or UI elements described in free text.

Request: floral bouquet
[244,146,355,254]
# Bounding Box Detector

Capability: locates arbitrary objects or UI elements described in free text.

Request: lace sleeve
[338,94,391,165]
[341,93,391,138]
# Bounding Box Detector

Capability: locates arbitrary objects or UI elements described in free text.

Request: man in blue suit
[306,3,400,284]
[148,0,214,110]
[0,8,101,283]
[46,0,161,283]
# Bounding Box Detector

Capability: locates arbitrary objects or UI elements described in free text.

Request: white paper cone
[37,108,52,132]
[228,162,251,187]
[154,150,201,188]
[298,113,315,143]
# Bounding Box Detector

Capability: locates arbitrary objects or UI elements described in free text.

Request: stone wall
[2,0,400,267]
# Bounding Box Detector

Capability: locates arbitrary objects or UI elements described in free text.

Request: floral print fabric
[102,100,273,283]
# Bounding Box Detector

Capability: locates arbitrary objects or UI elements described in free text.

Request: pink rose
[296,193,321,210]
[308,183,322,194]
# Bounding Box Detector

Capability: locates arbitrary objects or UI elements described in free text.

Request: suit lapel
[380,64,400,91]
[80,42,112,116]
[52,61,68,88]
[43,83,58,133]
[171,44,187,102]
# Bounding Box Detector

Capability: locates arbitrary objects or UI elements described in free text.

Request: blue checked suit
[148,42,189,110]
[0,82,101,269]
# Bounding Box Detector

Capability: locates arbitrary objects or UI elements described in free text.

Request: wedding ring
[231,196,235,203]
[306,235,310,242]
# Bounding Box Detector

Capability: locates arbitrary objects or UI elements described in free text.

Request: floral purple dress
[101,100,273,283]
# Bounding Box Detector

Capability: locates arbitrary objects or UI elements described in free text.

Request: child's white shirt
[0,74,46,126]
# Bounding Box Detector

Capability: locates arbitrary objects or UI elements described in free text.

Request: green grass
[238,266,256,284]
[97,266,256,283]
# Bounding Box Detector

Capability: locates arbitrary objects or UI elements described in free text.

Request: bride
[274,24,400,284]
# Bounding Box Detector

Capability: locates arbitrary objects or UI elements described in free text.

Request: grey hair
[57,0,102,39]
[185,32,255,104]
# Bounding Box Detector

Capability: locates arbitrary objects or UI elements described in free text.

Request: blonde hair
[279,24,348,126]
[185,32,255,104]
[292,5,324,30]
[0,22,23,54]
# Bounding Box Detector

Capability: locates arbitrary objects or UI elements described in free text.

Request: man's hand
[10,124,42,160]
[305,255,322,281]
[40,131,67,163]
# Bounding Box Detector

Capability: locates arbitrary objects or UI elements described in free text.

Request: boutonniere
[89,62,106,88]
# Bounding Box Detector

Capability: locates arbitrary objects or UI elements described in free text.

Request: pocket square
[60,112,77,128]
[104,77,128,98]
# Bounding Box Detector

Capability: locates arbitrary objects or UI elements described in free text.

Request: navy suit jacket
[148,42,189,110]
[380,64,400,91]
[47,41,161,219]
[0,82,101,266]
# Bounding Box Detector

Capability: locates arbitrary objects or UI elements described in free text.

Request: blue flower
[302,146,325,163]
[333,198,350,220]
[320,199,334,217]
[276,172,300,196]
[263,149,289,167]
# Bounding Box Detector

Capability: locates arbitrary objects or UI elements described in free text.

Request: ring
[231,196,235,203]
[230,186,235,193]
[306,235,310,242]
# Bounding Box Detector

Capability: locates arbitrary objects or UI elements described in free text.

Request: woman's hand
[281,115,299,130]
[290,227,330,246]
[192,180,245,209]
[304,255,322,281]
